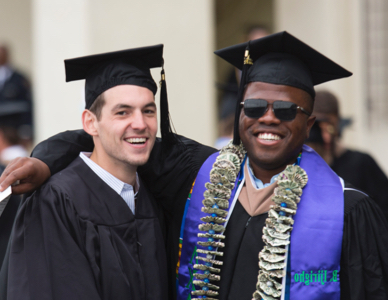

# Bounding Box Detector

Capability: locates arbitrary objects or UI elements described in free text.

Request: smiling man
[1,32,388,300]
[4,45,176,300]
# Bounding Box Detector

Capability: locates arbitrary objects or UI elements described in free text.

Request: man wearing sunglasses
[1,32,388,300]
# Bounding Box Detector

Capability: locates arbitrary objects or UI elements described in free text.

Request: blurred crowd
[0,45,33,166]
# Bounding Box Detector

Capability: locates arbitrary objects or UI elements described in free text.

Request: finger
[11,182,35,195]
[0,158,26,185]
[0,167,32,192]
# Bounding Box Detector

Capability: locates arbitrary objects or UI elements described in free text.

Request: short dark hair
[88,93,105,120]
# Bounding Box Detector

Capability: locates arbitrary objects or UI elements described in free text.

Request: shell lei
[191,141,246,300]
[252,164,308,300]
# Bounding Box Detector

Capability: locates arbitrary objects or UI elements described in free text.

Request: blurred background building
[0,0,387,174]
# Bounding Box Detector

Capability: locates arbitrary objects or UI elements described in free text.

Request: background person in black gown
[306,90,388,220]
[0,45,33,150]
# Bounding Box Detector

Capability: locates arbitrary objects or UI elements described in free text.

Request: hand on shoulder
[0,157,51,194]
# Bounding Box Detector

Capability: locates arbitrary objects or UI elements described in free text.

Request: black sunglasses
[240,99,311,121]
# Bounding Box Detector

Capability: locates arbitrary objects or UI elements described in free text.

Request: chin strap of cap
[160,62,179,150]
[233,42,253,145]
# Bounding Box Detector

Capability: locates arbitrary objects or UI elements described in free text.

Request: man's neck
[89,150,137,187]
[250,167,282,184]
[248,157,298,184]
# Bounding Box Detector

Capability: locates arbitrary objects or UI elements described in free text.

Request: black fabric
[139,135,216,299]
[218,201,266,300]
[248,52,315,98]
[0,194,21,270]
[0,70,33,133]
[30,129,95,176]
[6,157,168,300]
[65,45,163,109]
[0,164,22,271]
[0,101,31,127]
[30,130,216,300]
[83,62,157,109]
[29,132,388,299]
[331,149,388,221]
[216,183,388,300]
[214,31,352,98]
[340,185,388,299]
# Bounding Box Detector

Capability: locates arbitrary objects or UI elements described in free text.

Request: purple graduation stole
[176,152,237,299]
[177,145,343,300]
[290,145,343,299]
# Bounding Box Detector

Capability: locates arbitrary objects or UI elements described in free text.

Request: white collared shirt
[79,152,139,214]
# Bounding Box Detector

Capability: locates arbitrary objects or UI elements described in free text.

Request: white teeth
[127,138,146,144]
[258,133,281,141]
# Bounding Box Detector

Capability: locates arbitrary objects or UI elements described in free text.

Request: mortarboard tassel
[232,42,253,145]
[160,65,179,150]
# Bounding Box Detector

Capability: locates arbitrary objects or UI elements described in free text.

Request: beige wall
[32,0,90,141]
[0,0,32,77]
[8,0,216,146]
[216,0,273,83]
[274,0,361,146]
[274,0,388,174]
[86,0,216,146]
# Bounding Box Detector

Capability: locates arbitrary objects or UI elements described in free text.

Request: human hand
[0,157,51,194]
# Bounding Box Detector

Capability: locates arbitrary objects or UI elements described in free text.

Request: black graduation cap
[214,31,352,145]
[64,44,177,148]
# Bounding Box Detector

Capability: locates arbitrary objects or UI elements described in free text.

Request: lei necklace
[191,141,308,300]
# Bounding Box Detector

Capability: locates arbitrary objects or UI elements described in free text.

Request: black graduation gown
[0,165,22,271]
[6,157,168,300]
[218,184,388,300]
[0,69,33,128]
[331,149,388,220]
[29,130,216,300]
[28,130,388,299]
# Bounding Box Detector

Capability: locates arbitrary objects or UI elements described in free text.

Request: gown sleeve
[31,129,94,175]
[359,154,388,220]
[340,187,388,300]
[7,184,102,300]
[138,135,217,212]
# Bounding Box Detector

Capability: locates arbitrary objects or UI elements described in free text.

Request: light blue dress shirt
[79,152,139,214]
[246,157,279,189]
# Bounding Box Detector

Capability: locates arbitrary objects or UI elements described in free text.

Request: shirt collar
[246,157,279,190]
[79,152,139,196]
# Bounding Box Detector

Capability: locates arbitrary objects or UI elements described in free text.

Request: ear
[305,115,316,139]
[82,110,99,136]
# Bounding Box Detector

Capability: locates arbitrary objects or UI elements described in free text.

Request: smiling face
[239,82,315,177]
[83,84,157,178]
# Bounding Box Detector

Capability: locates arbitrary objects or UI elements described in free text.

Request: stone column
[32,0,216,146]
